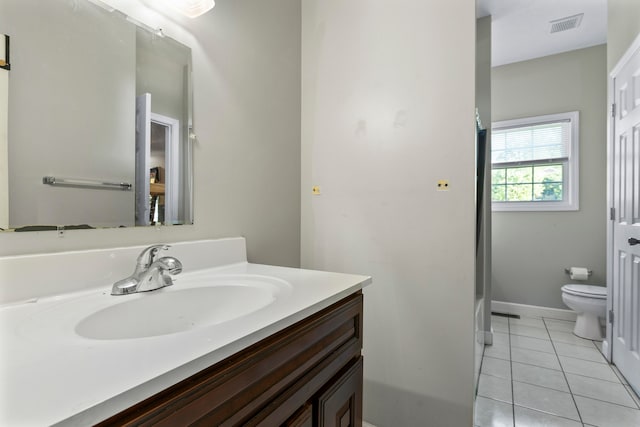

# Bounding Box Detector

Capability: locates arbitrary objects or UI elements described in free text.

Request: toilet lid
[562,284,607,298]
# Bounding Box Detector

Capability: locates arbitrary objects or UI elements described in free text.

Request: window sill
[492,201,579,212]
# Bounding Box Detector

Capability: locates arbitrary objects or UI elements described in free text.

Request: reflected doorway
[135,93,180,226]
[149,114,179,225]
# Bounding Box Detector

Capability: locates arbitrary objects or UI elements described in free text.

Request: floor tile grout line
[550,339,599,349]
[483,354,512,362]
[510,334,552,341]
[479,371,512,381]
[489,316,640,421]
[569,391,640,411]
[507,363,637,404]
[475,339,496,398]
[623,385,640,410]
[513,345,608,364]
[542,317,585,425]
[510,378,571,394]
[511,332,601,350]
[510,359,564,374]
[476,394,587,425]
[508,360,562,372]
[562,369,626,385]
[484,317,640,424]
[610,364,629,384]
[543,319,640,412]
[510,325,549,332]
[554,353,609,364]
[611,365,640,408]
[509,344,556,355]
[512,402,586,424]
[476,392,512,406]
[552,338,600,351]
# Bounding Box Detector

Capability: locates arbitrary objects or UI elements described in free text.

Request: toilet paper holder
[564,268,593,277]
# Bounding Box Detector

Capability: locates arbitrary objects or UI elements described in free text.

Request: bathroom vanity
[0,238,370,426]
[99,292,363,426]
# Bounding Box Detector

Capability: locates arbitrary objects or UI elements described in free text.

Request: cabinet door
[316,357,363,427]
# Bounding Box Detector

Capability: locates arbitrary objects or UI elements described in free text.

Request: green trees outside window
[491,164,563,202]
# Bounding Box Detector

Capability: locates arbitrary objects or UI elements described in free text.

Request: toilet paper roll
[569,267,590,281]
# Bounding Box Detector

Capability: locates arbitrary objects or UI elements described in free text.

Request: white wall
[301,0,476,425]
[0,0,301,268]
[492,45,607,309]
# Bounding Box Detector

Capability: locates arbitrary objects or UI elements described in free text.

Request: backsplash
[0,238,247,305]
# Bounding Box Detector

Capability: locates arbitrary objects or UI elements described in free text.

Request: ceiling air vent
[549,13,584,33]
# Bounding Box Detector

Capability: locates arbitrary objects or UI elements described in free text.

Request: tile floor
[475,315,640,427]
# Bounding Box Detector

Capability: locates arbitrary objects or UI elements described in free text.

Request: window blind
[492,120,571,165]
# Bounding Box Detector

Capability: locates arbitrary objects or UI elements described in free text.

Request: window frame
[491,111,580,212]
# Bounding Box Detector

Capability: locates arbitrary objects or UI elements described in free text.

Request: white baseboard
[601,339,611,361]
[491,300,577,321]
[484,330,494,345]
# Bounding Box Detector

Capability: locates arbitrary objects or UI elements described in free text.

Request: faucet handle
[157,256,183,275]
[136,244,170,269]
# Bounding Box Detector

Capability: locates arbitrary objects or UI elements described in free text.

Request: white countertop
[0,240,370,426]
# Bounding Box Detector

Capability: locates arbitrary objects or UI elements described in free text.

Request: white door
[135,93,151,226]
[610,39,640,393]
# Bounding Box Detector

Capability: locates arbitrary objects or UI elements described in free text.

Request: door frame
[150,112,180,225]
[135,93,151,226]
[605,31,640,362]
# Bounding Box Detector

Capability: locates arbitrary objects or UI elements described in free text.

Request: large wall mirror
[0,0,194,231]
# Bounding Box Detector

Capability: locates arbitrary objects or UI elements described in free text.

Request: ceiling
[477,0,607,67]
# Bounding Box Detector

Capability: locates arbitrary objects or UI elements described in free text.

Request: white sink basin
[75,275,291,340]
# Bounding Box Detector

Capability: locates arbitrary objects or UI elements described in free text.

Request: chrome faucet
[111,244,183,295]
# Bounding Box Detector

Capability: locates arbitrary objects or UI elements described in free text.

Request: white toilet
[561,284,607,340]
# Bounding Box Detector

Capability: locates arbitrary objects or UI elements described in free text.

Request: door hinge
[609,310,614,324]
[611,103,616,118]
[610,207,616,220]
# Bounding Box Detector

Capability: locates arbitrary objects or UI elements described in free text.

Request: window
[491,111,579,211]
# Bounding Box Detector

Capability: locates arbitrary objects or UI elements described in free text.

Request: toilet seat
[562,284,607,299]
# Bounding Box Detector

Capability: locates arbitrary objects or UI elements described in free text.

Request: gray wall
[0,0,301,268]
[1,0,136,228]
[136,30,191,223]
[136,29,189,125]
[608,0,640,72]
[301,0,476,425]
[491,45,607,309]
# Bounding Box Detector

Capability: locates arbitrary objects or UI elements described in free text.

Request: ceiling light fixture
[161,0,215,18]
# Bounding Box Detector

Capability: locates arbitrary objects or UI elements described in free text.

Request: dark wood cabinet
[316,357,363,427]
[283,404,313,427]
[97,292,364,427]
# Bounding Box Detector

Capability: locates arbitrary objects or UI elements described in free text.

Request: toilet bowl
[561,284,607,341]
